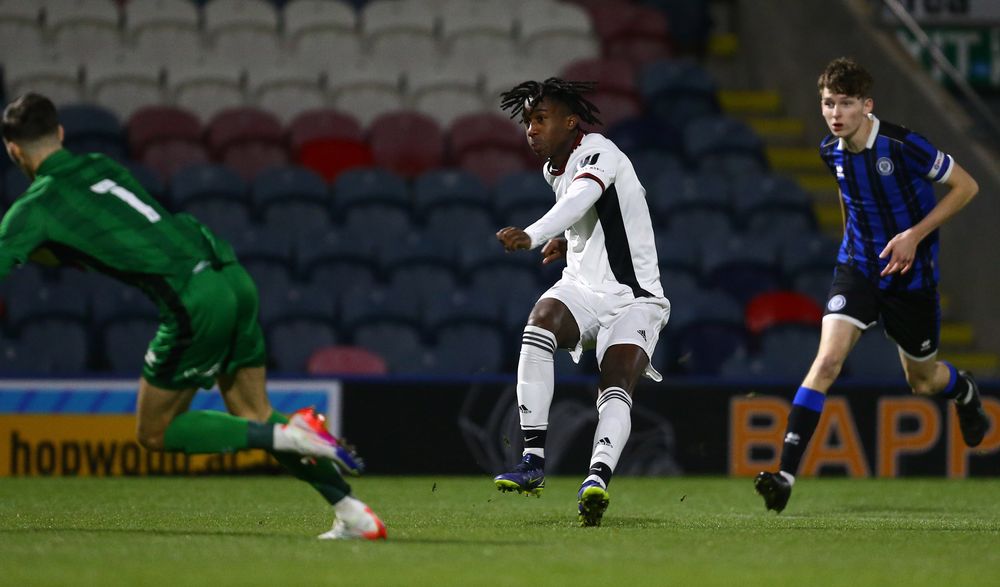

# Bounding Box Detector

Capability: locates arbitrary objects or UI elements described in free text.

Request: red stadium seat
[205,106,285,157]
[141,141,209,184]
[288,108,364,155]
[307,345,388,375]
[561,57,638,96]
[448,113,532,184]
[221,142,290,182]
[297,138,375,182]
[587,91,642,131]
[368,111,445,179]
[127,105,202,159]
[744,291,823,337]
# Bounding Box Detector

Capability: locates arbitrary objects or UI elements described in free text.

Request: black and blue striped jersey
[820,114,953,291]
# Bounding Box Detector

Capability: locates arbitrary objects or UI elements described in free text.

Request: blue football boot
[577,480,610,527]
[494,454,545,497]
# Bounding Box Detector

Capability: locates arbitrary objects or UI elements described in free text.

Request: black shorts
[823,264,940,360]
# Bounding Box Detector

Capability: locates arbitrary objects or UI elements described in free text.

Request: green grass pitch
[2,476,998,586]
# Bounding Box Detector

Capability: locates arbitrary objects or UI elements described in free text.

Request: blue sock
[779,386,826,475]
[938,361,960,399]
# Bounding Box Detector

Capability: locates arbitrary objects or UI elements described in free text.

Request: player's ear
[57,125,65,143]
[863,97,874,115]
[566,113,579,131]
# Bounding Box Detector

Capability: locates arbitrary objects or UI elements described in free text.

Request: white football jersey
[525,132,663,299]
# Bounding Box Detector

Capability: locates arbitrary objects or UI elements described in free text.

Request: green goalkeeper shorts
[142,262,267,390]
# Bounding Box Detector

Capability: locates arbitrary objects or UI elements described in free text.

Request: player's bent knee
[811,354,844,382]
[136,424,166,451]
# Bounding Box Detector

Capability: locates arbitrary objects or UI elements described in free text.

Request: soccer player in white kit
[493,79,670,527]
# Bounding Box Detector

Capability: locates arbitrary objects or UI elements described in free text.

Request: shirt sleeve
[904,132,954,183]
[523,176,604,249]
[0,199,50,280]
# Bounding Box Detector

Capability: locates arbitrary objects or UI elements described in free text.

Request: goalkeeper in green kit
[0,93,385,540]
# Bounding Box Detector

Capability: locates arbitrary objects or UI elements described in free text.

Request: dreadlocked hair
[499,77,602,127]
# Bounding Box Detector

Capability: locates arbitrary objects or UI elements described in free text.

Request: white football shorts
[539,277,671,381]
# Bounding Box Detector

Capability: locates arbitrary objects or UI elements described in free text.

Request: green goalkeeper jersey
[0,149,236,309]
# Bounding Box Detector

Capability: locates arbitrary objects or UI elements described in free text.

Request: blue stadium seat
[124,161,167,204]
[89,280,158,327]
[663,208,735,242]
[499,201,552,232]
[492,171,552,218]
[468,264,540,301]
[333,167,410,213]
[780,233,839,277]
[754,325,821,378]
[701,235,782,305]
[60,103,126,161]
[339,284,421,332]
[250,165,329,213]
[628,149,685,187]
[13,318,88,374]
[422,289,502,332]
[262,200,333,235]
[651,171,731,217]
[379,230,457,274]
[258,283,336,330]
[184,199,253,245]
[424,205,496,245]
[428,322,505,375]
[674,320,748,375]
[351,321,431,375]
[3,166,30,207]
[230,226,294,266]
[792,266,835,307]
[655,232,701,277]
[666,287,743,334]
[343,204,414,239]
[5,281,89,330]
[843,329,904,380]
[306,259,380,297]
[606,116,682,159]
[412,169,489,216]
[170,164,247,209]
[102,317,158,374]
[268,318,338,373]
[240,259,294,318]
[683,116,765,172]
[294,226,379,275]
[639,59,719,127]
[387,265,460,320]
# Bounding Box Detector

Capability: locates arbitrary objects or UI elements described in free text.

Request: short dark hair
[817,58,874,98]
[2,93,59,143]
[499,77,602,126]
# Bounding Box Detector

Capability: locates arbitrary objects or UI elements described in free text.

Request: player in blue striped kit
[755,58,989,513]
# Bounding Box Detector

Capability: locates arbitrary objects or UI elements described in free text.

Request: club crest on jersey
[835,164,845,179]
[876,157,894,176]
[827,294,846,312]
[578,153,600,169]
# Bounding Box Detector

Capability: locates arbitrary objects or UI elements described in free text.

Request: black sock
[588,461,612,488]
[779,386,826,475]
[523,429,547,452]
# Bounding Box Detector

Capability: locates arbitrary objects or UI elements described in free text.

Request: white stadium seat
[204,0,281,68]
[86,58,166,119]
[170,60,245,120]
[125,0,202,67]
[4,59,83,106]
[249,67,326,124]
[439,0,515,42]
[0,1,45,64]
[327,66,404,127]
[46,0,125,61]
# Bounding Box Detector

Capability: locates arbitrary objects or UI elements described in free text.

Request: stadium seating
[19,318,89,373]
[429,322,505,375]
[47,0,123,62]
[59,103,126,161]
[843,329,905,380]
[267,317,338,373]
[352,320,431,374]
[203,0,282,68]
[412,169,490,216]
[87,58,166,120]
[102,317,159,374]
[306,345,388,376]
[0,2,44,61]
[170,61,245,120]
[125,0,202,67]
[744,291,823,337]
[368,111,446,179]
[169,163,247,209]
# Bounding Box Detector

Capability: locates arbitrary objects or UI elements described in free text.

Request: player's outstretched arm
[497,226,532,252]
[879,162,978,276]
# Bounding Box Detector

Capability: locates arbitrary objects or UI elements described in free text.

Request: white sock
[272,423,295,452]
[779,471,796,485]
[333,495,366,520]
[956,380,974,405]
[517,325,556,459]
[587,387,632,485]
